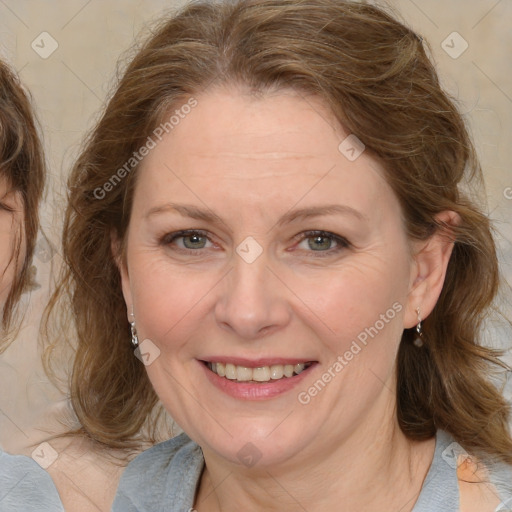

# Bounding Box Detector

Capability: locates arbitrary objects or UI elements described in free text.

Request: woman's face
[0,175,24,316]
[120,87,423,468]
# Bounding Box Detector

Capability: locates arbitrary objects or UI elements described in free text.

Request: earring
[130,321,139,348]
[130,307,139,348]
[414,308,424,347]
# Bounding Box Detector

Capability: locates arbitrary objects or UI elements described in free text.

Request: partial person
[0,59,63,511]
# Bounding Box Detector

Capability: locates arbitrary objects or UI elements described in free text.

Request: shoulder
[457,455,512,512]
[0,450,64,511]
[425,430,511,512]
[112,433,204,512]
[45,435,125,512]
[121,432,202,476]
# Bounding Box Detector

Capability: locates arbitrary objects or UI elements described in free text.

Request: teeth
[236,366,252,381]
[216,362,226,377]
[253,366,271,382]
[294,363,305,374]
[283,364,294,377]
[208,361,310,382]
[225,363,236,380]
[270,365,284,379]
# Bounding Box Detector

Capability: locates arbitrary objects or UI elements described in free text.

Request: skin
[118,85,462,511]
[0,175,24,320]
[46,436,125,512]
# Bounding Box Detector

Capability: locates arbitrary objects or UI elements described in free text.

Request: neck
[194,403,436,512]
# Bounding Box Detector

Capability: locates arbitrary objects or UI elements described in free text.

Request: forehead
[134,86,399,223]
[164,87,345,164]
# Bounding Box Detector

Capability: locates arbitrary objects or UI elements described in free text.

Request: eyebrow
[145,202,368,225]
[276,204,368,226]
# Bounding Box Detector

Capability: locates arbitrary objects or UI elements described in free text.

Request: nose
[214,251,291,340]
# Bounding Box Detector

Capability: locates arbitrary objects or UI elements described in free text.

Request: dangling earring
[414,307,424,347]
[130,307,139,348]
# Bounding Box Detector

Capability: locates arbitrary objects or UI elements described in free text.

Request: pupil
[185,234,205,249]
[309,236,331,251]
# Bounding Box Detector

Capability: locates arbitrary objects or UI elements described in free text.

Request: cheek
[289,257,408,419]
[299,255,408,336]
[128,253,218,354]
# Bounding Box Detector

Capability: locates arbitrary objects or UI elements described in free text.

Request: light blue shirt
[112,429,512,511]
[0,450,64,511]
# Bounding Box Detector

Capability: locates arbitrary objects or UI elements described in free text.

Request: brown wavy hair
[45,0,512,464]
[0,59,45,339]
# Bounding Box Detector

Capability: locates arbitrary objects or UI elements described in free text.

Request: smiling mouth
[205,361,314,383]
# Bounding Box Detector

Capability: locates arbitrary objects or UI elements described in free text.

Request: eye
[295,230,349,254]
[159,229,349,257]
[161,229,214,251]
[0,201,15,213]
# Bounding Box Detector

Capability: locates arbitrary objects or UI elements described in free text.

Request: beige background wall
[0,0,511,453]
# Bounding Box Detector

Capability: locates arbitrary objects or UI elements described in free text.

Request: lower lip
[199,361,317,400]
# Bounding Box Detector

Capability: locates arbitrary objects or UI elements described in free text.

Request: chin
[200,422,312,469]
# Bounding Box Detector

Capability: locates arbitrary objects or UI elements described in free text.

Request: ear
[403,210,460,329]
[111,230,133,323]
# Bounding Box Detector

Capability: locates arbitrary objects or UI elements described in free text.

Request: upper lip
[200,357,317,368]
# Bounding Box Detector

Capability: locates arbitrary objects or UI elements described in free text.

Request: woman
[0,60,63,510]
[54,0,512,510]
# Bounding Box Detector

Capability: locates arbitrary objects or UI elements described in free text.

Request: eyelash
[0,202,14,213]
[160,229,350,257]
[295,230,350,256]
